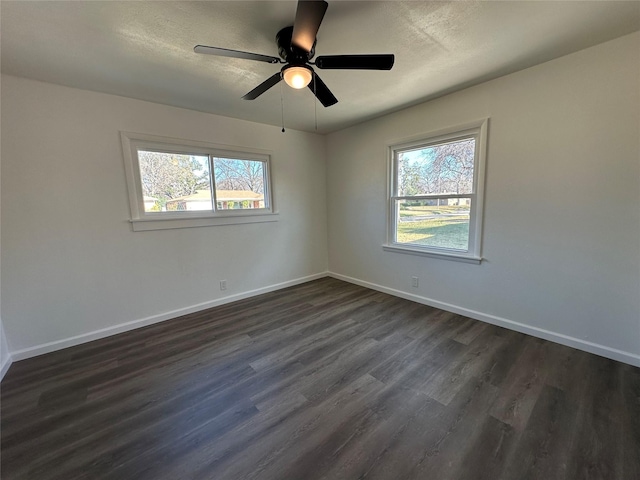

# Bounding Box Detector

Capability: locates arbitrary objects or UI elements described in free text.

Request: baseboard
[8,270,639,368]
[329,272,640,368]
[9,272,329,362]
[1,355,13,380]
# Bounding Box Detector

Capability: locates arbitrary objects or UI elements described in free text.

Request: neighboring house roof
[166,189,263,204]
[216,190,263,200]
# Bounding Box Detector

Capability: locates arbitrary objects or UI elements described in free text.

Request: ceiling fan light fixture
[283,65,312,89]
[195,1,393,107]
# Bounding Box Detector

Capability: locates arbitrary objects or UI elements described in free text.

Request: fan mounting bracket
[276,26,315,65]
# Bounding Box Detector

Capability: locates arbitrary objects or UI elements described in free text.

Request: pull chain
[280,81,285,133]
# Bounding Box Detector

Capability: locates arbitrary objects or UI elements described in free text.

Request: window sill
[130,212,279,231]
[382,244,482,264]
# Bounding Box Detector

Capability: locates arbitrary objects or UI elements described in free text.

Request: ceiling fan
[194,0,394,107]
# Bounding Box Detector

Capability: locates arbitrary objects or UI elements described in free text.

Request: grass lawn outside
[397,205,470,250]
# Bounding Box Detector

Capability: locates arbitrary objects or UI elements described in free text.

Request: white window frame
[384,119,488,264]
[121,132,277,231]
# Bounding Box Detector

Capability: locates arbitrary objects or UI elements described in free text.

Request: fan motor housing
[276,26,315,64]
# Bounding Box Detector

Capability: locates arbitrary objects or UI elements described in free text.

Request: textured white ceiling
[2,1,639,133]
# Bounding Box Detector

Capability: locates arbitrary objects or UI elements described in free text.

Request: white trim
[7,271,639,368]
[1,355,13,380]
[387,118,488,261]
[382,244,482,264]
[130,212,279,231]
[9,272,328,361]
[328,272,640,368]
[393,193,475,201]
[120,131,275,227]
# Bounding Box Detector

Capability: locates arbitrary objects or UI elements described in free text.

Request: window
[385,119,488,263]
[121,132,275,231]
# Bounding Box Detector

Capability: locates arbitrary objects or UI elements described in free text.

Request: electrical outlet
[411,276,419,288]
[220,280,227,291]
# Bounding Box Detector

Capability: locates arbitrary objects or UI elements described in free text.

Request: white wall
[326,32,640,366]
[1,75,328,356]
[0,114,10,377]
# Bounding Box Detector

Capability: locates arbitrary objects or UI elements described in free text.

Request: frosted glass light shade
[283,66,313,89]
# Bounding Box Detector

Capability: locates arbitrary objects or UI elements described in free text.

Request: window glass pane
[213,158,266,210]
[137,150,211,212]
[395,198,470,251]
[398,138,475,196]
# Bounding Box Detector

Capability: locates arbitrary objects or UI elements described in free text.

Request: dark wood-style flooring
[1,278,639,479]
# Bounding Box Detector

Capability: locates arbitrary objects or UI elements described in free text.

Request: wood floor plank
[621,364,640,479]
[300,385,440,480]
[1,277,637,480]
[135,385,310,480]
[451,316,489,345]
[451,415,517,480]
[363,374,498,480]
[405,376,500,479]
[500,385,578,480]
[565,356,625,480]
[489,339,550,431]
[422,328,505,405]
[209,373,386,480]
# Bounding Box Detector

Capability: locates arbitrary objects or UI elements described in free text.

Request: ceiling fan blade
[194,45,280,64]
[292,0,328,53]
[308,72,337,107]
[242,72,282,100]
[315,54,395,70]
